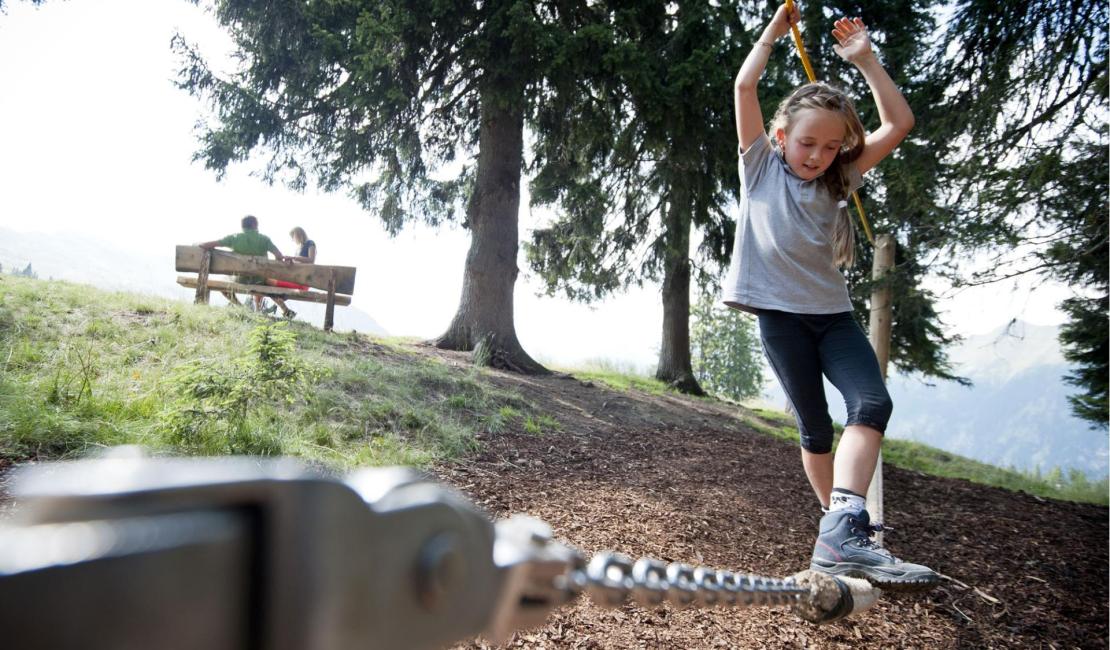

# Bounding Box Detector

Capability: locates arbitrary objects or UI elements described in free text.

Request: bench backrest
[176,246,356,295]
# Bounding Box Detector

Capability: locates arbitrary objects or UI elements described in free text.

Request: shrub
[160,322,316,455]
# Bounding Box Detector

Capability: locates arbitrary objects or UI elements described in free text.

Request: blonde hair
[769,83,865,267]
[289,227,308,244]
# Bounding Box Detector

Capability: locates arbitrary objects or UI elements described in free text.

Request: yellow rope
[783,0,875,245]
[785,0,818,82]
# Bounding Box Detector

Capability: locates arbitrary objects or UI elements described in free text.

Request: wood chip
[408,343,1109,650]
[952,604,974,623]
[974,588,1001,605]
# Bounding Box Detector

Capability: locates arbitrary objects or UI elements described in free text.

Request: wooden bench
[176,245,357,332]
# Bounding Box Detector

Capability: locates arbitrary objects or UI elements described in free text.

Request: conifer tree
[174,0,607,373]
[528,1,762,393]
[928,0,1108,422]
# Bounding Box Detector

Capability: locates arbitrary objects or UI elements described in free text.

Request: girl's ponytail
[832,194,856,268]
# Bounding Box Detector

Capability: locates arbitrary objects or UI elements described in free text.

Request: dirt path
[425,347,1108,649]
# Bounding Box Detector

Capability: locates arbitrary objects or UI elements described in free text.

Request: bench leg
[324,271,337,333]
[194,249,212,305]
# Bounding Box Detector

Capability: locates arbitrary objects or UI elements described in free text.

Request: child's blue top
[720,133,862,315]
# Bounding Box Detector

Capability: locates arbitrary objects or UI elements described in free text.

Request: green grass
[880,438,1108,506]
[555,358,671,394]
[1,275,1103,506]
[0,275,536,470]
[737,405,1109,506]
[563,366,1108,507]
[571,369,671,394]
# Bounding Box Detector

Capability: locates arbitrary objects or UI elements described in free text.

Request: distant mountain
[762,321,1108,480]
[0,228,169,298]
[0,227,388,336]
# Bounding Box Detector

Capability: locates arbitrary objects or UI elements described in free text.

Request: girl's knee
[870,392,893,421]
[849,392,892,432]
[800,428,835,454]
[848,388,892,428]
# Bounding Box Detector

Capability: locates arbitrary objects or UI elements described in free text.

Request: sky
[0,0,1074,373]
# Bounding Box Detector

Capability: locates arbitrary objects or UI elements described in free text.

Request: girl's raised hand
[767,3,801,41]
[831,17,874,63]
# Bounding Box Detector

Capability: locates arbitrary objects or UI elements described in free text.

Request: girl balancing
[723,4,939,590]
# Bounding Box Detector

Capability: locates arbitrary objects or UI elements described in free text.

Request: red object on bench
[272,280,310,290]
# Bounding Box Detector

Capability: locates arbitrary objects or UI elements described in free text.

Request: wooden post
[324,270,337,333]
[866,233,895,544]
[194,249,212,305]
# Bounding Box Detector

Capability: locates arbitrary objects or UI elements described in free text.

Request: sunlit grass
[0,275,543,471]
[1,275,1103,505]
[736,404,1108,506]
[550,358,671,394]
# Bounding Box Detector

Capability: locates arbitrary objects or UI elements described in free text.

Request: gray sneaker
[810,509,940,592]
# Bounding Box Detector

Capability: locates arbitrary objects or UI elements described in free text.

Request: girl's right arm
[831,17,915,174]
[734,4,798,151]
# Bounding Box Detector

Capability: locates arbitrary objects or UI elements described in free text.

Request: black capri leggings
[758,310,892,454]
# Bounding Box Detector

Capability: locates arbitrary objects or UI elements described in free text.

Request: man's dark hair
[241,215,258,230]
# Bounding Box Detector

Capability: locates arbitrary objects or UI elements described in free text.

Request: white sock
[828,488,865,515]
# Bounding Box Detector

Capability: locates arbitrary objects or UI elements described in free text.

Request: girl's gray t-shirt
[720,133,862,315]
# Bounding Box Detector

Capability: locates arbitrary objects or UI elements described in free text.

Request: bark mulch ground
[423,347,1109,650]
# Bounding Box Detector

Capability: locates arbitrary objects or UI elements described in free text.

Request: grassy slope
[1,275,1104,504]
[734,407,1108,505]
[556,352,1108,506]
[0,275,537,470]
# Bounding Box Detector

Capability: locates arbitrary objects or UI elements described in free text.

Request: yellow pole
[852,193,875,244]
[784,0,817,82]
[865,234,895,543]
[782,0,874,245]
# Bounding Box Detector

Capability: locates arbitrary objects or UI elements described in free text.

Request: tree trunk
[655,199,705,395]
[434,85,547,375]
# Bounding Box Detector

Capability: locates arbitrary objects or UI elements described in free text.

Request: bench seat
[175,277,352,306]
[176,245,357,331]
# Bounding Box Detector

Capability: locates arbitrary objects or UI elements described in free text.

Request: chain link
[490,515,824,642]
[575,551,809,610]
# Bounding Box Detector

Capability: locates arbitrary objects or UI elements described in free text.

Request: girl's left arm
[287,244,317,264]
[833,18,914,174]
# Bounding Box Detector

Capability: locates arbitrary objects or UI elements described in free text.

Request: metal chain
[491,515,823,641]
[573,551,809,610]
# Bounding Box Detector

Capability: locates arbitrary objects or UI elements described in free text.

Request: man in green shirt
[199,215,294,317]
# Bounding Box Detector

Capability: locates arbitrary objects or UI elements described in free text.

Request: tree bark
[655,198,705,395]
[434,84,547,375]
